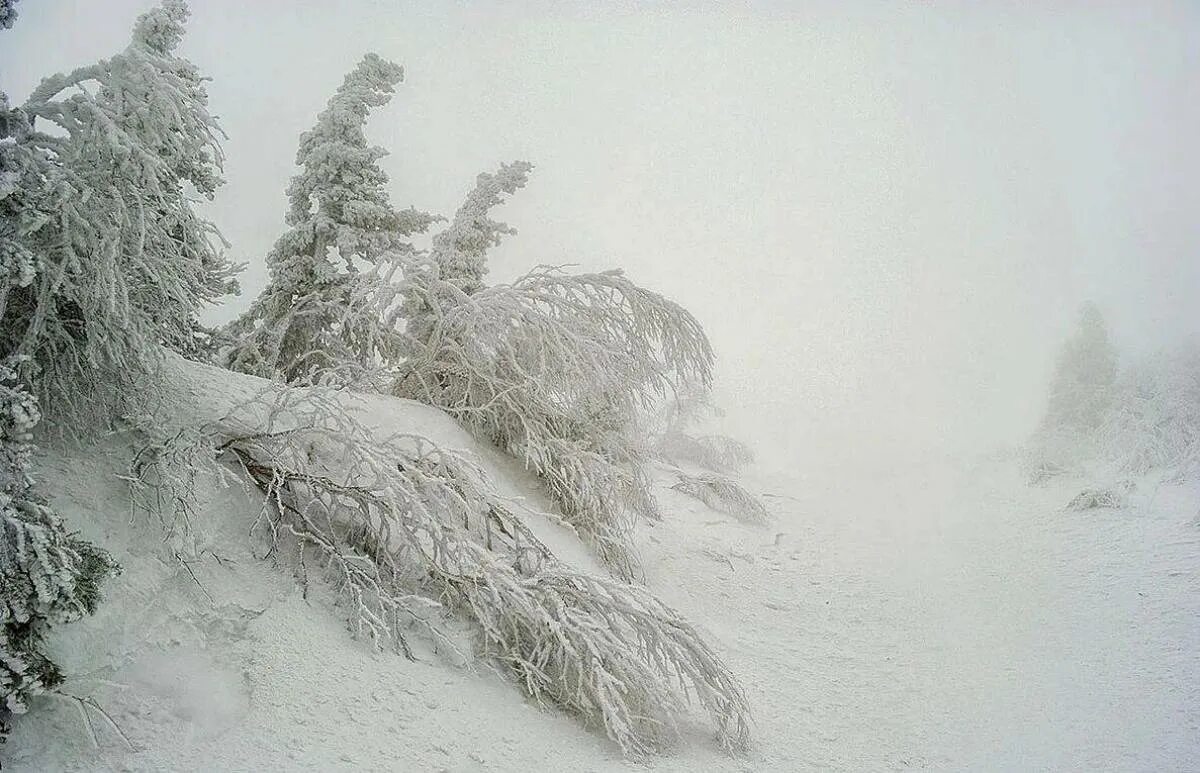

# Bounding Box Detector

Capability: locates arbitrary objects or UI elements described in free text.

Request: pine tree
[223,54,436,385]
[1042,301,1118,438]
[1,0,238,420]
[399,161,531,350]
[0,357,119,742]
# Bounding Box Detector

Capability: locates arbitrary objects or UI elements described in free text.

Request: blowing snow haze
[5,1,1197,463]
[2,2,1199,770]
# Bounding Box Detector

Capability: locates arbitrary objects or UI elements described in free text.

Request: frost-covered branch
[397,266,714,577]
[127,384,750,756]
[1097,345,1200,480]
[671,472,769,525]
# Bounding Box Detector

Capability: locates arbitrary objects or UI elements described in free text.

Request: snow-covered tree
[1098,343,1200,479]
[399,160,531,350]
[2,0,225,740]
[0,0,19,30]
[223,54,436,385]
[1,0,238,421]
[0,358,119,742]
[397,168,713,577]
[4,7,751,758]
[225,59,716,576]
[1041,302,1118,439]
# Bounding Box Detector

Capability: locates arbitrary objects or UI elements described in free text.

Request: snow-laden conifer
[1026,302,1119,477]
[0,358,118,741]
[399,160,531,350]
[1042,302,1118,438]
[0,0,237,421]
[223,54,436,385]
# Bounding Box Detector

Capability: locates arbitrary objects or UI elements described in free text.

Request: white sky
[3,0,1197,459]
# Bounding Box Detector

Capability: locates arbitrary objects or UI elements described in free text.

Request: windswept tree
[109,46,748,756]
[399,160,532,349]
[396,167,713,578]
[223,54,436,385]
[223,60,717,576]
[1,0,238,419]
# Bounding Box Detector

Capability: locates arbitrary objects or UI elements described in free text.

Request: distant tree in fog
[1099,343,1200,479]
[1041,301,1118,439]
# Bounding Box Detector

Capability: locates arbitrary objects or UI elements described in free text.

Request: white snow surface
[5,358,1198,771]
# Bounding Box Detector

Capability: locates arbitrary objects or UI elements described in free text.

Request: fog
[5,0,1198,464]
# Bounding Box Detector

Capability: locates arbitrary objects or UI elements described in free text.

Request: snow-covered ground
[703,457,1199,770]
[5,365,1198,771]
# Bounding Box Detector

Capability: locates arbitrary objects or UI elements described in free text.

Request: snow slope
[4,360,1198,771]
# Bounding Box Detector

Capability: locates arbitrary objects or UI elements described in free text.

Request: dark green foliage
[0,359,119,742]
